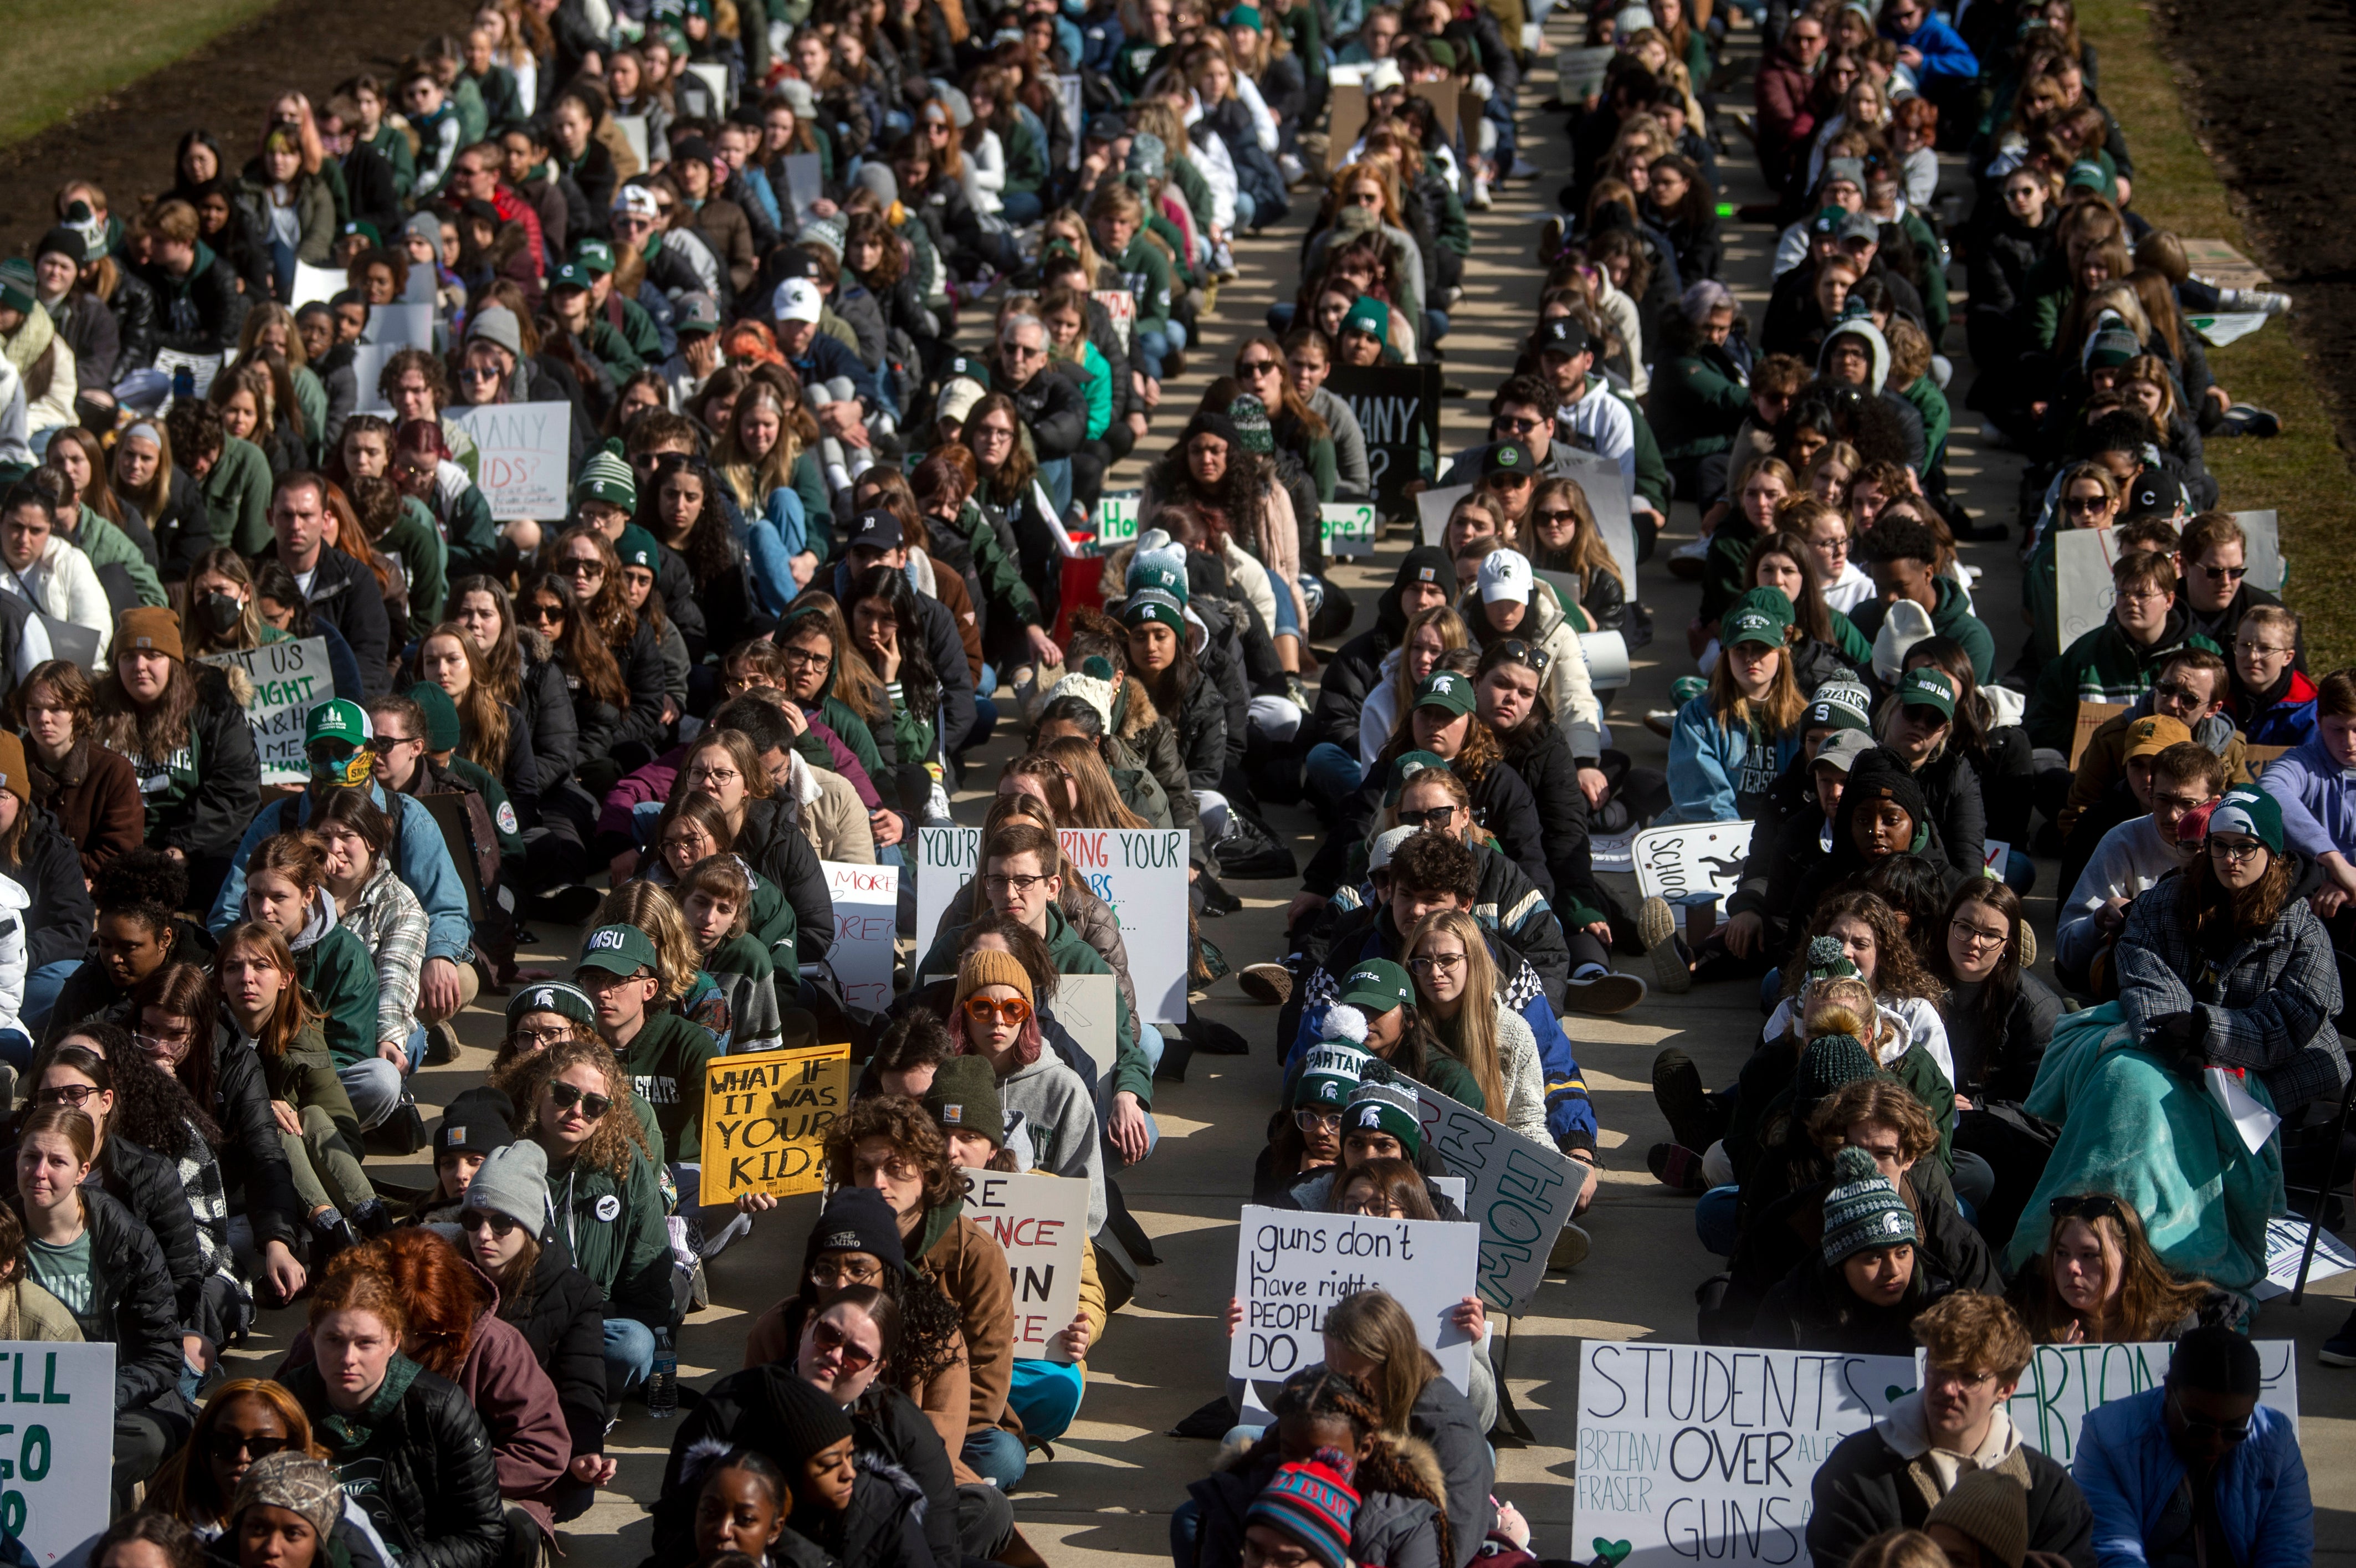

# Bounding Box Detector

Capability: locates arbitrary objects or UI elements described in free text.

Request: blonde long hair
[1707,633,1805,736]
[1406,907,1506,1119]
[595,880,698,1005]
[1389,604,1468,720]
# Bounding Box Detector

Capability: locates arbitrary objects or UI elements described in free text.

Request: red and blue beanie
[1246,1450,1361,1568]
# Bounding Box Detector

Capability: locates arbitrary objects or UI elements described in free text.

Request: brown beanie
[954,947,1034,1012]
[0,731,27,805]
[115,606,184,663]
[1924,1470,2030,1568]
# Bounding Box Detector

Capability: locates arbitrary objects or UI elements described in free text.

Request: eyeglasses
[367,733,418,754]
[809,1254,885,1288]
[205,1431,292,1463]
[1293,1107,1341,1134]
[459,366,501,383]
[809,1317,878,1373]
[687,764,742,788]
[460,1208,524,1237]
[2117,587,2171,605]
[546,1080,613,1119]
[2236,642,2294,658]
[34,1084,95,1106]
[964,994,1034,1027]
[780,645,832,671]
[2209,836,2266,864]
[511,1025,572,1049]
[1397,804,1458,828]
[1409,951,1466,975]
[1950,918,2010,949]
[982,872,1049,894]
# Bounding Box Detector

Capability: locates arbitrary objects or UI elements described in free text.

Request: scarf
[6,298,55,382]
[315,1352,422,1453]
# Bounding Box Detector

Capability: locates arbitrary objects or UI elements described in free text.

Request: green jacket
[385,495,449,638]
[1649,346,1752,462]
[578,317,646,385]
[2024,249,2075,353]
[204,436,275,557]
[439,482,503,584]
[451,75,490,148]
[1852,575,1996,684]
[1112,235,1174,335]
[615,1007,720,1162]
[952,495,1041,628]
[71,506,164,606]
[1070,340,1113,441]
[1900,372,1953,472]
[918,903,1152,1106]
[790,450,833,560]
[610,295,664,366]
[290,365,328,463]
[1003,112,1048,197]
[1700,513,1769,627]
[255,1018,365,1153]
[546,1145,673,1326]
[1891,1039,1956,1170]
[443,755,524,859]
[362,125,416,201]
[1897,208,1949,342]
[293,923,380,1069]
[746,870,799,982]
[1170,159,1216,242]
[2025,611,2221,754]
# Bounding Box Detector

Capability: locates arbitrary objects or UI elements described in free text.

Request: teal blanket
[2005,1003,2285,1293]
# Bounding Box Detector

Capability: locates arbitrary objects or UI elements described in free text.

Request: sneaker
[426,1020,460,1065]
[1646,1142,1709,1193]
[1638,896,1691,994]
[1548,1222,1591,1270]
[2218,403,2281,438]
[1467,177,1493,211]
[1643,709,1678,739]
[1666,534,1711,580]
[2322,1308,2356,1366]
[1651,1047,1713,1152]
[1507,156,1539,181]
[1565,969,1648,1016]
[2017,924,2037,969]
[2219,287,2292,316]
[1284,673,1312,713]
[1238,962,1293,1005]
[1278,152,1307,186]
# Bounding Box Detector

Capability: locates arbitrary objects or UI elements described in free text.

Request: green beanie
[616,524,660,573]
[1820,1145,1919,1265]
[408,681,463,753]
[1343,1063,1423,1156]
[0,260,36,319]
[574,438,637,511]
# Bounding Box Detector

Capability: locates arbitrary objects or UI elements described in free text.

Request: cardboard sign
[366,302,437,353]
[1324,78,1369,176]
[781,153,826,229]
[916,826,1189,1023]
[1973,1340,2298,1459]
[197,637,334,784]
[1415,483,1474,549]
[1555,446,1640,604]
[1410,1084,1586,1313]
[1329,362,1441,524]
[1092,288,1135,353]
[961,1169,1088,1361]
[0,1343,115,1566]
[613,114,650,170]
[1230,1205,1478,1393]
[2252,1213,2355,1300]
[2053,524,2120,654]
[448,401,570,520]
[2229,508,2285,593]
[290,260,349,309]
[1042,972,1120,1077]
[1096,492,1140,547]
[153,348,223,399]
[1320,501,1378,559]
[349,341,398,416]
[1631,821,1755,934]
[696,1043,851,1205]
[684,62,731,115]
[822,860,897,1010]
[2067,700,2125,770]
[1576,1340,1911,1568]
[1057,74,1085,169]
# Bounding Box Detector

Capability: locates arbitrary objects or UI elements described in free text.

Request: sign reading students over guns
[915,826,1191,1022]
[1228,1205,1478,1393]
[697,1043,851,1206]
[1576,1339,1909,1568]
[0,1342,116,1566]
[961,1169,1088,1362]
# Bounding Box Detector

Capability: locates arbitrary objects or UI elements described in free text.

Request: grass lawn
[0,0,283,145]
[2077,0,2356,668]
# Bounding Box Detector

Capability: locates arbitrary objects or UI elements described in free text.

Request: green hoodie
[70,505,164,607]
[546,1144,674,1325]
[203,434,275,557]
[918,903,1151,1105]
[613,1007,720,1163]
[2025,609,2220,753]
[386,495,450,638]
[292,921,381,1068]
[1112,235,1174,335]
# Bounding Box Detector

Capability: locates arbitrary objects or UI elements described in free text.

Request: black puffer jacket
[515,632,581,795]
[497,1236,606,1462]
[281,1357,506,1568]
[797,1456,934,1568]
[101,268,161,375]
[201,1024,305,1254]
[12,1185,185,1411]
[104,1136,208,1335]
[1906,743,1987,881]
[1495,718,1601,923]
[564,618,669,761]
[153,664,263,867]
[1966,208,2054,329]
[1306,547,1448,759]
[4,804,94,970]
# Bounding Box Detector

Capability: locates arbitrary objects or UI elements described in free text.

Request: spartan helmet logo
[533,988,556,1009]
[1354,1105,1382,1130]
[1430,675,1454,694]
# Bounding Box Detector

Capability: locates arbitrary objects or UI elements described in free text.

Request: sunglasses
[206,1431,293,1463]
[525,602,566,623]
[34,1084,96,1106]
[1489,638,1552,673]
[2167,1388,2251,1444]
[546,1080,613,1119]
[460,1208,525,1237]
[367,733,417,754]
[964,995,1033,1028]
[1532,507,1577,527]
[809,1316,878,1373]
[2048,1192,2123,1223]
[1397,803,1458,828]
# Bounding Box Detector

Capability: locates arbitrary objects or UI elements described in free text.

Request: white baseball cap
[1368,825,1418,873]
[1477,547,1532,604]
[772,278,824,325]
[611,185,662,222]
[937,377,986,424]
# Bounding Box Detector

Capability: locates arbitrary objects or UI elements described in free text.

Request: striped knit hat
[1343,1062,1423,1155]
[1820,1145,1918,1265]
[1246,1451,1361,1568]
[573,438,637,510]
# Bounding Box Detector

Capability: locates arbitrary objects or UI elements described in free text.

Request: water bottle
[648,1330,678,1418]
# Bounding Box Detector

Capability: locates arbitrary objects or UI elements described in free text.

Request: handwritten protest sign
[962,1169,1088,1361]
[696,1043,850,1205]
[448,402,570,520]
[1577,1340,1909,1567]
[822,861,897,1011]
[1321,501,1379,558]
[918,826,1189,1022]
[1329,363,1440,523]
[1230,1205,1477,1393]
[1556,446,1640,603]
[1095,493,1140,546]
[1631,821,1755,935]
[2255,1212,2356,1300]
[0,1342,116,1565]
[1976,1340,2299,1458]
[1093,288,1135,353]
[154,348,223,399]
[1410,1085,1585,1313]
[367,303,436,353]
[1042,972,1120,1077]
[2054,525,2120,655]
[198,638,332,784]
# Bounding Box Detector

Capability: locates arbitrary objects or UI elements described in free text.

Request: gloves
[2144,1010,2206,1075]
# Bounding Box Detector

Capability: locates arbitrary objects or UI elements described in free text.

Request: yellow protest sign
[698,1043,852,1206]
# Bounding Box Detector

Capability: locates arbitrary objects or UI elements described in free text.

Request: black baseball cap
[848,509,906,552]
[1539,318,1591,357]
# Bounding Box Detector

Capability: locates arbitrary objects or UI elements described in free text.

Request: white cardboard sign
[821,860,897,1010]
[0,1342,118,1566]
[917,826,1189,1023]
[2229,508,2285,593]
[153,348,223,399]
[1042,972,1120,1077]
[1576,1341,1909,1568]
[1415,482,1473,547]
[1971,1339,2298,1459]
[367,302,437,353]
[2254,1212,2356,1300]
[1555,446,1639,606]
[2053,524,2120,654]
[1320,501,1378,559]
[197,637,334,783]
[448,401,571,520]
[962,1168,1089,1361]
[1230,1205,1477,1394]
[1411,1083,1584,1314]
[1631,821,1755,933]
[290,260,349,309]
[1095,492,1139,546]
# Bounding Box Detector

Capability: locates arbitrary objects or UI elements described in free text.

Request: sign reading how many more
[821,860,897,1011]
[1229,1204,1479,1395]
[916,826,1190,1022]
[1320,501,1379,558]
[1095,493,1140,547]
[961,1169,1088,1361]
[198,638,333,785]
[0,1341,116,1566]
[696,1043,850,1206]
[448,402,572,521]
[1410,1084,1586,1313]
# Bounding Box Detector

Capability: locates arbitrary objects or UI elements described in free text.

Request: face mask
[310,746,376,790]
[199,591,243,635]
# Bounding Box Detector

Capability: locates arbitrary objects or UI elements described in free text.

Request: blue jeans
[268,239,296,304]
[1304,742,1363,815]
[1002,190,1045,225]
[605,1317,657,1400]
[962,1425,1027,1490]
[1425,308,1451,345]
[1038,456,1074,518]
[1138,321,1188,380]
[1007,1360,1086,1442]
[21,959,80,1039]
[1171,1499,1201,1568]
[1696,1185,1740,1256]
[1138,1023,1165,1074]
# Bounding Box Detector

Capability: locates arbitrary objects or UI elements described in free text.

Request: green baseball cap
[573,238,616,275]
[305,699,371,748]
[1723,587,1795,649]
[1898,667,1955,718]
[1383,750,1451,806]
[1338,959,1415,1015]
[577,924,659,977]
[1413,670,1476,717]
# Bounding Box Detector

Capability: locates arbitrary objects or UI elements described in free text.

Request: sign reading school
[199,638,332,785]
[697,1042,851,1206]
[961,1169,1088,1362]
[1229,1204,1478,1395]
[0,1342,114,1566]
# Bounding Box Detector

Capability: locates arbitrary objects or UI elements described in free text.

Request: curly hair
[329,1227,490,1380]
[501,1036,653,1180]
[1781,890,1941,1004]
[821,1095,961,1214]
